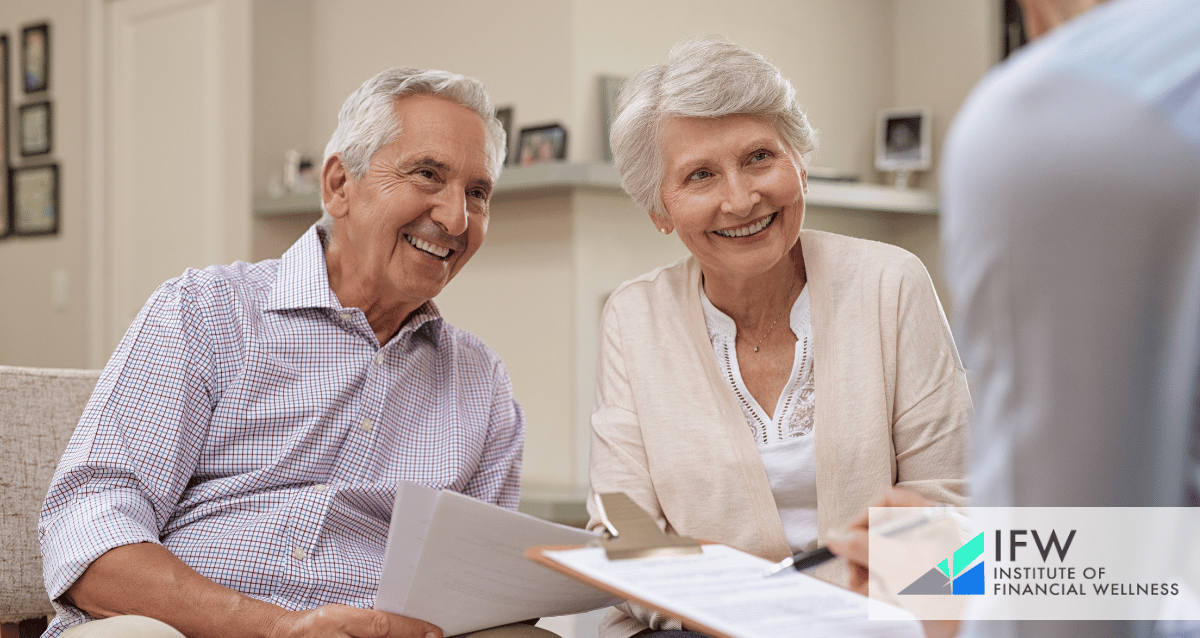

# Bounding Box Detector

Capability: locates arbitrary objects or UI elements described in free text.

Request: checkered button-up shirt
[39,226,524,636]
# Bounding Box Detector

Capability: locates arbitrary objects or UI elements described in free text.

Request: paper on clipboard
[535,544,924,638]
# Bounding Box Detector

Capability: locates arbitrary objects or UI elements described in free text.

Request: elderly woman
[586,36,970,638]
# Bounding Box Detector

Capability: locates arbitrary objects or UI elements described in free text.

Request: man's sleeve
[461,356,524,510]
[39,278,216,601]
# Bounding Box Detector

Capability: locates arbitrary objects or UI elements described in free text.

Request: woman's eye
[751,151,771,162]
[688,169,712,181]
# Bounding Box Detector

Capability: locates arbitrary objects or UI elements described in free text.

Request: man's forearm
[68,542,285,638]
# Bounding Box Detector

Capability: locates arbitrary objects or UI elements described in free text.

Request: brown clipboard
[526,542,738,638]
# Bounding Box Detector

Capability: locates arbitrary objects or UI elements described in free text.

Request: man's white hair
[317,68,506,231]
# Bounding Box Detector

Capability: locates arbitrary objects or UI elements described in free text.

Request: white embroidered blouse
[700,284,819,553]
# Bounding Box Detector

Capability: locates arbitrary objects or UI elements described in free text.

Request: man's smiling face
[329,94,495,316]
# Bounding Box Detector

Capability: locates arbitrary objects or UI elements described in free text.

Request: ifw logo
[899,532,985,595]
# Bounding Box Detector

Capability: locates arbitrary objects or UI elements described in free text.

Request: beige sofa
[0,366,101,637]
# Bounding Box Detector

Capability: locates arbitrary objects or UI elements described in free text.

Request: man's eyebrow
[469,175,495,194]
[405,156,452,172]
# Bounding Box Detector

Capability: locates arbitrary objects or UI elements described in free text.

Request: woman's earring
[659,227,669,234]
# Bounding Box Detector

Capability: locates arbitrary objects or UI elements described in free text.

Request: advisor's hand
[265,604,442,638]
[825,486,933,596]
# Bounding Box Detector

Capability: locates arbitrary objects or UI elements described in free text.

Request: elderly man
[39,68,553,638]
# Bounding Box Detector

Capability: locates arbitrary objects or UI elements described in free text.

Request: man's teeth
[715,213,776,238]
[406,235,451,258]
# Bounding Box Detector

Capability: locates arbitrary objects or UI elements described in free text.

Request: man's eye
[415,169,437,180]
[467,188,488,200]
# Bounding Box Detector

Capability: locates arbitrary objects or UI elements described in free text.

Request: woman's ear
[651,212,674,235]
[322,154,350,219]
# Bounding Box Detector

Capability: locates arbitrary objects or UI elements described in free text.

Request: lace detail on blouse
[702,285,815,447]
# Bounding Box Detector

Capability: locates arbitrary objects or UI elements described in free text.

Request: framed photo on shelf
[21,23,49,93]
[875,107,932,173]
[19,101,52,157]
[598,75,626,162]
[11,164,59,236]
[494,105,514,164]
[516,123,567,166]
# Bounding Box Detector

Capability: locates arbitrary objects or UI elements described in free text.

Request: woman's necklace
[739,270,798,353]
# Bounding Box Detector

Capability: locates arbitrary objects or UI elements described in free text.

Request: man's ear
[322,154,351,219]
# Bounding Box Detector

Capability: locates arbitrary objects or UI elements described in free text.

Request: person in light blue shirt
[832,1,1200,636]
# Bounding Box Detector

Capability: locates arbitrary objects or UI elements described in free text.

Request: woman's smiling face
[657,114,807,282]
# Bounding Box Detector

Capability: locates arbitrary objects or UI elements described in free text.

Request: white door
[94,0,249,361]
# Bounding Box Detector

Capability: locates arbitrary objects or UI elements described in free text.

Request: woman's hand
[825,486,933,596]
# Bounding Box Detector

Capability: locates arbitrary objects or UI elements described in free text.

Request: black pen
[763,505,952,578]
[764,546,835,577]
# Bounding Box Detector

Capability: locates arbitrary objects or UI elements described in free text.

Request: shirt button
[375,352,385,366]
[313,484,327,492]
[339,312,352,322]
[293,547,306,560]
[360,418,373,432]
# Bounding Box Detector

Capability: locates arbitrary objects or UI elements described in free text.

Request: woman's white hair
[317,67,506,231]
[610,36,818,220]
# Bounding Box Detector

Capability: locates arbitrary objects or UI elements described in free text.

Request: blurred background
[0,0,1006,501]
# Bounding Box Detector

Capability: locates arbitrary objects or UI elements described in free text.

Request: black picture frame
[21,22,49,93]
[516,123,568,167]
[11,164,59,236]
[494,105,514,165]
[1002,0,1028,60]
[18,101,51,157]
[0,34,10,239]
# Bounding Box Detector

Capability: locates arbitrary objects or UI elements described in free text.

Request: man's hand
[824,486,933,596]
[69,543,443,638]
[265,605,441,638]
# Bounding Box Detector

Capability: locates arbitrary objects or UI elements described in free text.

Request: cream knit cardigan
[587,230,971,637]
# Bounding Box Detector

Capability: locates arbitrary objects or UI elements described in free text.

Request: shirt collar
[699,279,810,338]
[266,225,446,338]
[266,225,341,312]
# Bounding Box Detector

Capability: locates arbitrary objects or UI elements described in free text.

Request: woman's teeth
[714,213,776,238]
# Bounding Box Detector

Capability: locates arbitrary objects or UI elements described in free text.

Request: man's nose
[431,188,469,236]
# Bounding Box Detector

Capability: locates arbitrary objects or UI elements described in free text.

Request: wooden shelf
[252,162,937,217]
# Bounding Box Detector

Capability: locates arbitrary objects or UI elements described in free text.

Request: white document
[542,544,925,638]
[375,482,622,636]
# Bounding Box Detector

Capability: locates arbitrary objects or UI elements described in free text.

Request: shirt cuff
[40,488,162,600]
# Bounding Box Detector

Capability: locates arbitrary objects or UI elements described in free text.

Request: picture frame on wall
[494,105,514,164]
[11,164,59,236]
[22,22,49,93]
[516,124,567,166]
[19,101,52,157]
[0,34,10,238]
